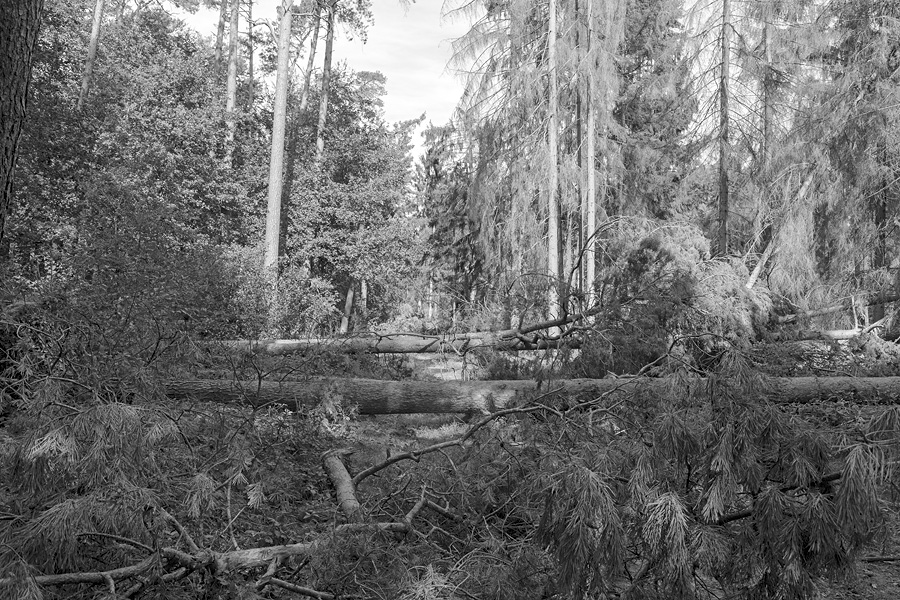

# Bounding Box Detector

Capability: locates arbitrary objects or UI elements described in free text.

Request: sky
[176,1,474,154]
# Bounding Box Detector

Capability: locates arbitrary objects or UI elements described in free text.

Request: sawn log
[164,376,900,414]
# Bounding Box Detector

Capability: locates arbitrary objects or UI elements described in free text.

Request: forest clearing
[4,0,900,598]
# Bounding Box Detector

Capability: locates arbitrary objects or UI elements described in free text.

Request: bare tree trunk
[224,0,240,166]
[0,0,44,247]
[359,278,369,329]
[339,284,354,334]
[716,0,732,256]
[777,292,900,324]
[313,0,336,169]
[214,0,228,64]
[584,0,597,304]
[165,376,900,414]
[246,0,254,105]
[263,0,294,273]
[76,0,105,110]
[547,0,561,320]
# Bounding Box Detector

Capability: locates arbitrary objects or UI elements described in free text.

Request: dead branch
[351,399,561,487]
[322,449,363,521]
[267,578,336,599]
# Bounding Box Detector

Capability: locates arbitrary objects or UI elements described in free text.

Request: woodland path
[404,352,469,381]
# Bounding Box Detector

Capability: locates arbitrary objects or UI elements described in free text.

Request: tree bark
[224,0,240,166]
[0,0,44,248]
[263,0,293,273]
[716,0,732,256]
[165,376,900,414]
[313,0,336,169]
[76,0,105,110]
[547,0,561,321]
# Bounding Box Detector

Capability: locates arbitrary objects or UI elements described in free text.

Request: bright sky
[177,1,472,153]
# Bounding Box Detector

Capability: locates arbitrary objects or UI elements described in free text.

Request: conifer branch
[717,472,843,525]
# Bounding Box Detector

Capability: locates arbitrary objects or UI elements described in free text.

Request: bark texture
[0,0,44,246]
[165,376,900,414]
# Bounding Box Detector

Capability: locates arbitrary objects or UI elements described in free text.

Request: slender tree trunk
[224,0,240,166]
[76,0,105,110]
[547,0,561,320]
[263,0,294,273]
[872,187,888,322]
[280,4,322,261]
[246,0,254,106]
[215,0,228,64]
[359,278,369,329]
[762,19,773,175]
[0,0,45,248]
[716,0,732,256]
[339,285,354,334]
[584,0,598,305]
[314,0,336,169]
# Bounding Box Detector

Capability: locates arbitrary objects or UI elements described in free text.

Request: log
[208,305,605,355]
[209,332,573,355]
[164,376,900,414]
[777,292,900,324]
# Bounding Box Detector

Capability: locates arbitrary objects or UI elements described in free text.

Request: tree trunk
[547,0,561,321]
[214,0,228,65]
[263,0,293,273]
[314,0,336,169]
[76,0,105,110]
[165,376,900,414]
[0,0,44,248]
[339,284,354,334]
[872,173,889,322]
[716,0,732,256]
[360,278,369,328]
[246,0,253,105]
[584,0,597,305]
[211,331,575,355]
[224,0,240,166]
[777,292,900,324]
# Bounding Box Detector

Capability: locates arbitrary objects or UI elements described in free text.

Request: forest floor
[173,341,900,597]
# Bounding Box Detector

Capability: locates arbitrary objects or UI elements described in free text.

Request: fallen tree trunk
[209,305,607,355]
[164,376,900,414]
[211,331,576,355]
[777,292,900,324]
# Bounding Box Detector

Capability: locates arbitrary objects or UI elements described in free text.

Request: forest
[2,0,900,598]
